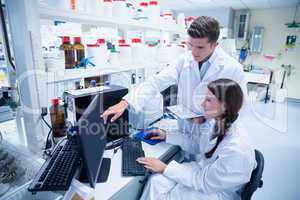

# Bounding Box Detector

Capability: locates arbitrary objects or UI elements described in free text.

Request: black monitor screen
[78,94,107,188]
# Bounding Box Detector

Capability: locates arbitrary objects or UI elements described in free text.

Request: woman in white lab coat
[137,79,256,200]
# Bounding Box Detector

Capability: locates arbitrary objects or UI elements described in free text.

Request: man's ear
[211,42,218,48]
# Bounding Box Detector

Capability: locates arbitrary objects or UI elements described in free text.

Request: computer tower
[64,85,129,142]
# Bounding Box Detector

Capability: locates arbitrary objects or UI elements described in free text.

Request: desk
[244,71,270,85]
[2,119,181,200]
[244,71,273,103]
[95,139,181,199]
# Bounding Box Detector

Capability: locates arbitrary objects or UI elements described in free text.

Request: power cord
[0,130,2,144]
[40,107,53,156]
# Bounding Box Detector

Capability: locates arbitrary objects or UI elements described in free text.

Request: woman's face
[201,89,224,119]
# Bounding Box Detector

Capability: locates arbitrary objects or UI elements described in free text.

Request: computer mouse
[143,132,159,140]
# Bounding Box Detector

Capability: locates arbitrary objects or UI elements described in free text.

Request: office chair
[241,149,264,200]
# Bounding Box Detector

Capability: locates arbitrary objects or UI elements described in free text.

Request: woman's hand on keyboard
[136,157,167,173]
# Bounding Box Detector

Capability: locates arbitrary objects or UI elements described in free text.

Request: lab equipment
[64,85,129,142]
[121,137,146,176]
[250,27,264,53]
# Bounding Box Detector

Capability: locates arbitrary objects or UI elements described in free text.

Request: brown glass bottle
[73,37,85,65]
[50,98,66,138]
[60,36,75,69]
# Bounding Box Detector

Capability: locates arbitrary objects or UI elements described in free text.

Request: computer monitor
[77,94,110,188]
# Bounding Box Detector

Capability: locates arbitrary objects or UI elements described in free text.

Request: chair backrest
[241,149,264,200]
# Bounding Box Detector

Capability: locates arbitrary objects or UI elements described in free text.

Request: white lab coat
[140,120,256,200]
[124,46,247,133]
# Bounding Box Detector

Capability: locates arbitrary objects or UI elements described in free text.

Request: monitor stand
[78,158,111,184]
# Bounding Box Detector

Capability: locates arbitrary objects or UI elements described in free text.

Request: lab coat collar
[184,47,225,81]
[202,47,225,81]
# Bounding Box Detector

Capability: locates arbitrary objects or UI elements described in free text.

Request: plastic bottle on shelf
[131,38,144,64]
[77,0,87,13]
[162,9,175,26]
[60,36,75,69]
[113,0,128,19]
[86,0,103,15]
[145,43,157,64]
[135,2,148,22]
[103,0,113,17]
[186,16,196,28]
[126,1,135,19]
[177,12,186,28]
[148,1,160,24]
[70,0,78,12]
[50,98,66,139]
[118,39,132,65]
[87,38,109,67]
[109,46,119,65]
[73,37,85,65]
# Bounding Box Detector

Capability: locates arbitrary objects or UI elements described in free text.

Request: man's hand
[136,157,167,173]
[101,100,129,124]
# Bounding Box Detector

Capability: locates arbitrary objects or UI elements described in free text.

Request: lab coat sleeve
[166,131,200,154]
[166,120,213,154]
[122,56,184,112]
[163,150,252,194]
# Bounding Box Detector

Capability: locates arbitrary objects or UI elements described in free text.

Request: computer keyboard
[28,137,81,193]
[122,137,146,176]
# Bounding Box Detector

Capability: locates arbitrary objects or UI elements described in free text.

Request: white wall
[179,8,234,37]
[243,8,300,99]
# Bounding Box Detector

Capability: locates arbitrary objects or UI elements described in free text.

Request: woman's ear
[220,103,226,116]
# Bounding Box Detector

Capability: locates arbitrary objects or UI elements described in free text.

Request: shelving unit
[46,64,146,84]
[39,6,186,83]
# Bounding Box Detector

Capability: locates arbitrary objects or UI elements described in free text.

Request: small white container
[135,2,148,22]
[113,0,128,19]
[162,9,175,25]
[145,44,157,63]
[109,50,120,65]
[131,38,144,64]
[148,1,160,24]
[87,0,103,15]
[186,16,196,28]
[103,0,113,17]
[126,2,135,19]
[87,39,109,66]
[118,42,132,65]
[45,0,69,11]
[177,12,186,28]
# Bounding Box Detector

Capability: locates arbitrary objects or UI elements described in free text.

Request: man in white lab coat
[101,16,246,132]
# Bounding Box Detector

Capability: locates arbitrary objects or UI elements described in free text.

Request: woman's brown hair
[205,79,244,158]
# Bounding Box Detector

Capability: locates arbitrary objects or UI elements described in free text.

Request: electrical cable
[41,115,53,153]
[0,0,16,70]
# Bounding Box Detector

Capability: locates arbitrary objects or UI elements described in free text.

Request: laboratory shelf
[39,7,187,34]
[46,65,146,84]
